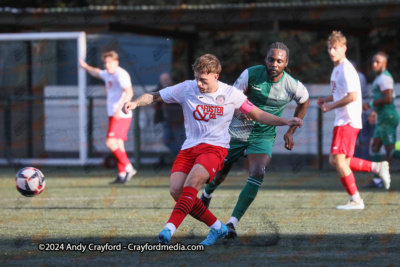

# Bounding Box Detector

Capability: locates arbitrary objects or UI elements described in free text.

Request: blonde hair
[327,31,347,47]
[192,54,221,74]
[101,50,118,62]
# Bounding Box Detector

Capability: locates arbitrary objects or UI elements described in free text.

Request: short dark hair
[101,50,118,61]
[375,51,389,61]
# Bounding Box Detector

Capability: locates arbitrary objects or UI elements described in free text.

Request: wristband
[369,100,374,108]
[239,99,255,115]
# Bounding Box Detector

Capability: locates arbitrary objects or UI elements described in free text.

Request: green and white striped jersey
[372,70,398,120]
[230,65,309,141]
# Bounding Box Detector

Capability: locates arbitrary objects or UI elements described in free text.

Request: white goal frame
[0,32,88,166]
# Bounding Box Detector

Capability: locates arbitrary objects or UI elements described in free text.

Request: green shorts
[374,124,397,145]
[225,138,275,165]
[373,113,399,145]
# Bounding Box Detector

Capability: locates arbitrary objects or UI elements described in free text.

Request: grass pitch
[0,166,399,266]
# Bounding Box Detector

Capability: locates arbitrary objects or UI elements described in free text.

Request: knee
[169,188,181,201]
[249,167,266,180]
[329,156,337,168]
[213,164,233,185]
[213,172,227,186]
[371,144,380,153]
[106,139,116,150]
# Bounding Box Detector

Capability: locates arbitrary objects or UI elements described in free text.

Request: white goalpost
[0,32,88,166]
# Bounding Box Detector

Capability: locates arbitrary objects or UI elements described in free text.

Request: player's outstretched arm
[79,58,101,79]
[122,92,163,114]
[246,106,302,127]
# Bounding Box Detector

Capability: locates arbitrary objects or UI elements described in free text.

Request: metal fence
[2,94,400,169]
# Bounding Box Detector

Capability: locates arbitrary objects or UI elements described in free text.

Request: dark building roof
[1,1,399,34]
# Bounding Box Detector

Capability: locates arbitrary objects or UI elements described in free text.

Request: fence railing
[2,95,400,170]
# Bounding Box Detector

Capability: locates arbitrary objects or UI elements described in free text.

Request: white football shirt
[160,80,247,149]
[374,71,395,93]
[99,67,132,118]
[330,58,362,129]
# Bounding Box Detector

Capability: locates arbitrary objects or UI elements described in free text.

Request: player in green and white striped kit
[363,52,400,187]
[200,42,310,239]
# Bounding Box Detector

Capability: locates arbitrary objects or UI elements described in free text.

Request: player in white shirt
[80,51,136,184]
[122,54,302,246]
[318,31,390,210]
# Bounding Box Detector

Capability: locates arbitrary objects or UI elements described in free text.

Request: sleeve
[343,67,361,93]
[119,70,132,88]
[230,86,248,109]
[293,81,309,104]
[98,70,108,81]
[378,75,393,91]
[233,69,249,93]
[159,81,187,104]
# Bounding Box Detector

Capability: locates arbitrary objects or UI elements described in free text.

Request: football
[15,167,46,197]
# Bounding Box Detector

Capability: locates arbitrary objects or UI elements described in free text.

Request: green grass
[0,167,399,266]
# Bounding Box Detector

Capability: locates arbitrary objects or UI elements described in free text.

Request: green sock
[393,150,400,160]
[232,176,263,220]
[205,179,219,195]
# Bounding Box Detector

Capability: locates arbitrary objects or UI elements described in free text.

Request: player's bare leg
[169,172,187,201]
[330,154,364,210]
[159,164,228,245]
[200,162,234,208]
[226,154,271,239]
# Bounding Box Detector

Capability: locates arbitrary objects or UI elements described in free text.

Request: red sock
[167,187,197,229]
[189,198,217,227]
[117,161,125,173]
[350,157,372,172]
[340,172,359,195]
[112,148,131,169]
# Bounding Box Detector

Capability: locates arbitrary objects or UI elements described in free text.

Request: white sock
[227,217,239,227]
[350,192,361,202]
[203,189,213,199]
[119,172,126,177]
[125,164,134,172]
[371,162,380,174]
[166,223,176,236]
[373,178,382,184]
[210,220,221,230]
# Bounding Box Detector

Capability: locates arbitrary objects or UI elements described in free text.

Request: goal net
[0,32,88,166]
